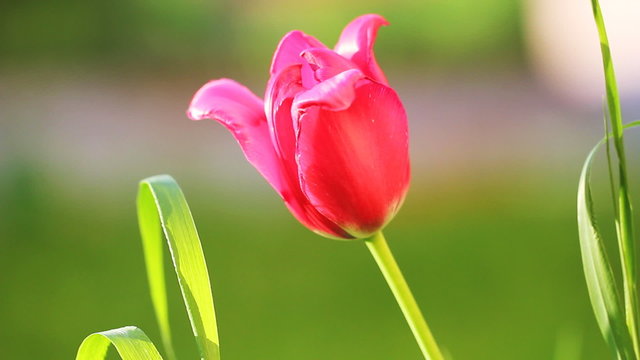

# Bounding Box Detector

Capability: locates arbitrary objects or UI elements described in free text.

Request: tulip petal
[301,48,357,81]
[264,65,305,159]
[296,82,410,237]
[187,79,284,193]
[334,14,389,85]
[277,97,354,239]
[264,66,353,239]
[292,69,365,123]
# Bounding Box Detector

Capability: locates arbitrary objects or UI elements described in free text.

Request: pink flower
[187,14,410,239]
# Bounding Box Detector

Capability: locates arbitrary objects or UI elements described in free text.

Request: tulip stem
[365,231,444,360]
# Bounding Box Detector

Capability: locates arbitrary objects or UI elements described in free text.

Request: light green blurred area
[0,0,522,73]
[0,0,620,359]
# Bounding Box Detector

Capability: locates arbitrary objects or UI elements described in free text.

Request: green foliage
[76,326,163,360]
[577,124,638,359]
[75,175,219,360]
[579,0,640,358]
[138,175,219,360]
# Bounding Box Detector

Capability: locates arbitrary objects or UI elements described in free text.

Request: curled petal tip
[334,14,389,84]
[186,108,207,121]
[187,78,264,125]
[358,14,390,26]
[188,78,236,121]
[270,30,326,76]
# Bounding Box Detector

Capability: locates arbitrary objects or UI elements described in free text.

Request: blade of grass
[591,0,639,353]
[139,182,176,360]
[138,175,219,360]
[75,326,163,360]
[604,105,620,223]
[578,140,634,359]
[578,121,640,359]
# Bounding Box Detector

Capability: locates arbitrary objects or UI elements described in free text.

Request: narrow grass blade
[577,121,640,359]
[138,175,219,360]
[592,0,623,136]
[604,107,619,223]
[75,326,163,360]
[591,0,639,352]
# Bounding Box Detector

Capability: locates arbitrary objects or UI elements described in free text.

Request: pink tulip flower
[187,14,410,239]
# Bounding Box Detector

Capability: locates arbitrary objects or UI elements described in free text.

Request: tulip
[187,14,445,359]
[187,14,410,240]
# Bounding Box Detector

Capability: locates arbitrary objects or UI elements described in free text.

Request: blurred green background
[1,0,638,359]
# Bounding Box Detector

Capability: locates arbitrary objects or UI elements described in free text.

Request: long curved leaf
[590,0,639,354]
[578,121,640,360]
[138,175,219,360]
[75,326,163,360]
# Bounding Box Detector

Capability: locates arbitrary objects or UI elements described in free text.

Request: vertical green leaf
[138,175,220,360]
[577,122,640,359]
[590,0,639,354]
[75,326,163,360]
[591,0,623,137]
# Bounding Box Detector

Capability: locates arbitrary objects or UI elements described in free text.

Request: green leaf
[591,0,624,140]
[590,0,639,354]
[75,326,163,360]
[138,175,220,360]
[578,121,640,360]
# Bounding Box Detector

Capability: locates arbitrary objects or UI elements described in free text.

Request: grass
[0,158,609,359]
[75,175,219,360]
[576,0,640,359]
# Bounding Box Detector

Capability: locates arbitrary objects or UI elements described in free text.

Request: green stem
[365,231,444,360]
[617,179,639,356]
[591,0,639,354]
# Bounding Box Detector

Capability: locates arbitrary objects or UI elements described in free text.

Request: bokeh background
[2,0,640,359]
